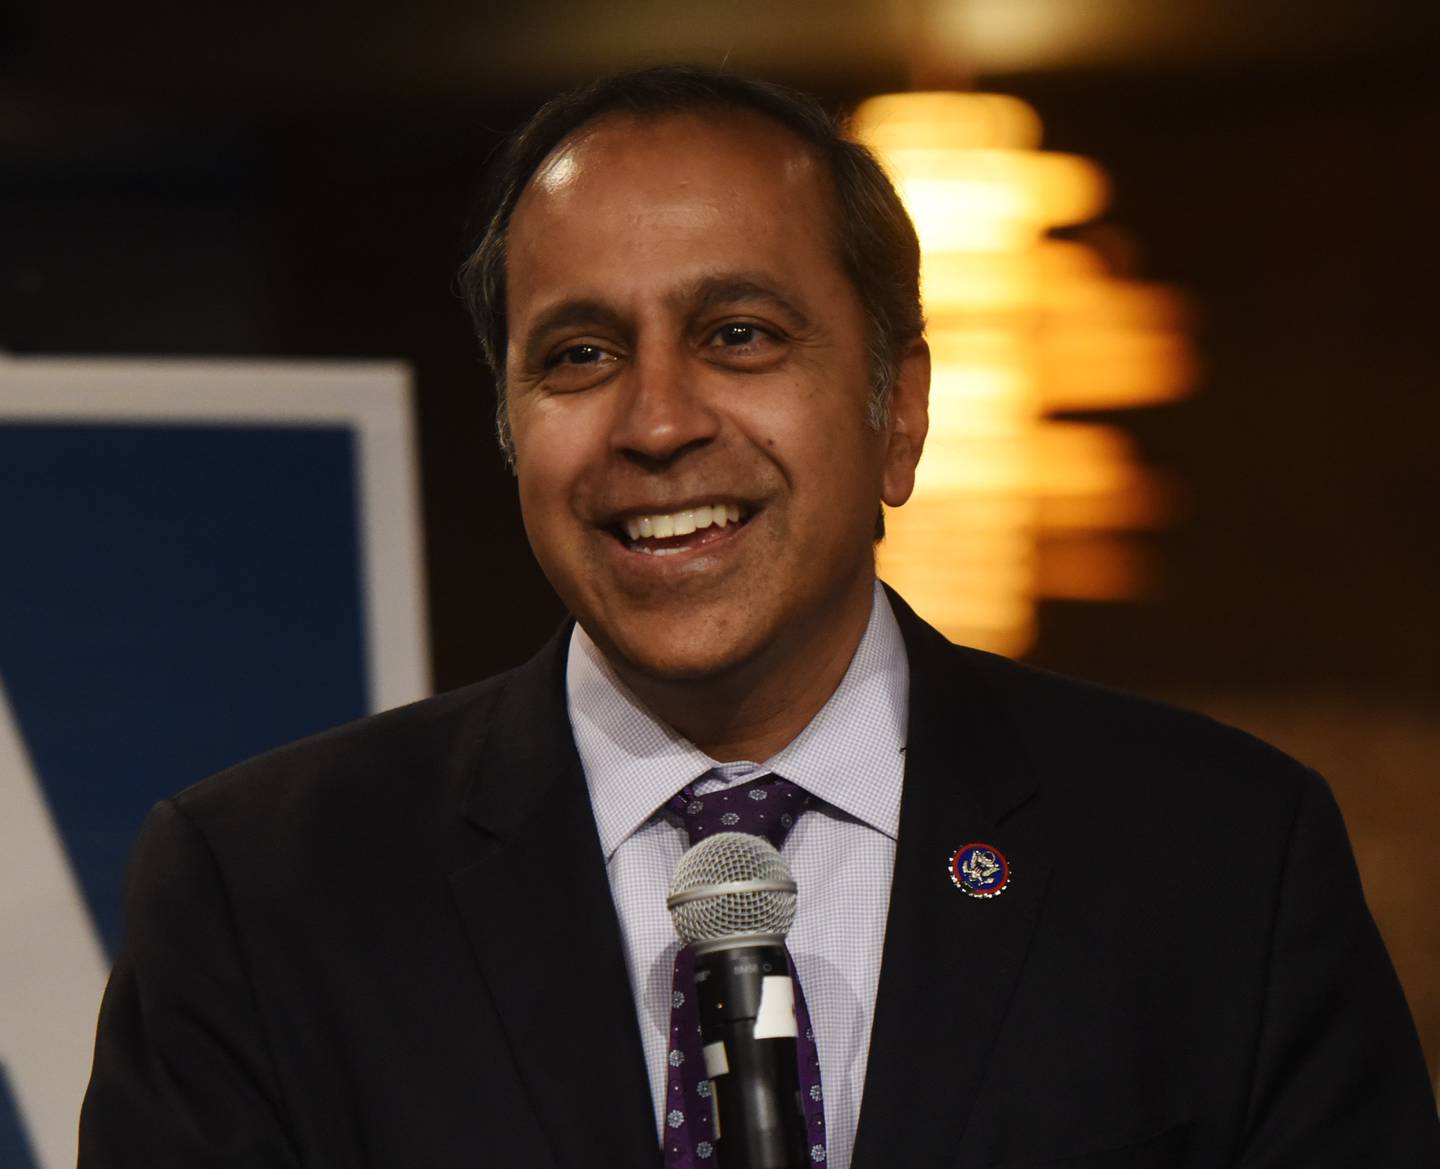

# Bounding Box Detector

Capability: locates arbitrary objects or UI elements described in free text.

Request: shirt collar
[568,580,910,859]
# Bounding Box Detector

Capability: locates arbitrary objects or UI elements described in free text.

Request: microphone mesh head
[668,832,797,945]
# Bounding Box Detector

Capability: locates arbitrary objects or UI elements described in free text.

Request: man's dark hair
[458,65,924,464]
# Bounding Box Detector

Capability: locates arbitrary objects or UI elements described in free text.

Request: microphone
[666,832,808,1169]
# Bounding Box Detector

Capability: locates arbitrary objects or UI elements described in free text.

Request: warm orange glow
[855,90,1194,656]
[857,92,1042,151]
[1040,328,1197,411]
[1037,484,1171,532]
[1036,535,1153,600]
[890,151,1109,252]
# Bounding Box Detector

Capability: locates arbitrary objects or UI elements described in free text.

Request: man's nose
[609,344,720,465]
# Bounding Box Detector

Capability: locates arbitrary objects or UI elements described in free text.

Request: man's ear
[881,338,931,508]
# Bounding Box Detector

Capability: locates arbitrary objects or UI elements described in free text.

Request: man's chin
[588,620,773,693]
[622,643,764,688]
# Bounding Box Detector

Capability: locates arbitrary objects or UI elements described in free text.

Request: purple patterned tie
[662,774,827,1167]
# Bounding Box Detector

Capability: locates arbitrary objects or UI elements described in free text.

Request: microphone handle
[692,939,808,1169]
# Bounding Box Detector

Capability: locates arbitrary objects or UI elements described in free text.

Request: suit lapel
[447,626,660,1169]
[851,592,1053,1168]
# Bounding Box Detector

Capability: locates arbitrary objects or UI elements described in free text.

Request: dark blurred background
[5,0,1438,1078]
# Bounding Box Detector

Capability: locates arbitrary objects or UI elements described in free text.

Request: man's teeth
[623,504,744,543]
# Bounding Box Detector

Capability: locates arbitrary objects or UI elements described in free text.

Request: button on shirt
[566,581,908,1169]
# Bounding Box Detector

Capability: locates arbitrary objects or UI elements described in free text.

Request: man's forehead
[501,107,855,342]
[518,108,828,209]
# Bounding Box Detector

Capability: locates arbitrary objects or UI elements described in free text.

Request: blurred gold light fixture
[855,91,1195,656]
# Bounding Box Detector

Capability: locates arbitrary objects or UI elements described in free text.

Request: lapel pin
[949,842,1011,898]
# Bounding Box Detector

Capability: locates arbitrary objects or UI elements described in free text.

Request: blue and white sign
[0,357,430,1168]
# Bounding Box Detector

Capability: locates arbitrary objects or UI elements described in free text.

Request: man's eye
[537,342,619,392]
[552,344,606,367]
[708,323,778,350]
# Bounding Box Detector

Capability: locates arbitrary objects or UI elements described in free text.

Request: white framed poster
[0,357,430,1169]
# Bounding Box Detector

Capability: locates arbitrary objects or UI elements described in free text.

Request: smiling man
[497,107,927,762]
[81,68,1438,1169]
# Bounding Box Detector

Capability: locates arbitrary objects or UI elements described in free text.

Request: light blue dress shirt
[566,580,909,1169]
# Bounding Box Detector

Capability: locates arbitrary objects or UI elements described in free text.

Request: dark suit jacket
[80,592,1440,1168]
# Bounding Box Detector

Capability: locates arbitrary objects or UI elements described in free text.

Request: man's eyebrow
[673,275,814,330]
[518,299,628,367]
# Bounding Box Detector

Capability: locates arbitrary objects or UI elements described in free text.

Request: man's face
[503,110,926,690]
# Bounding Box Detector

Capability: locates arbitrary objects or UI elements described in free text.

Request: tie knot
[668,773,811,850]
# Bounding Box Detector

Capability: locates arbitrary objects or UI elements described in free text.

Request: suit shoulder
[944,643,1320,812]
[169,668,515,833]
